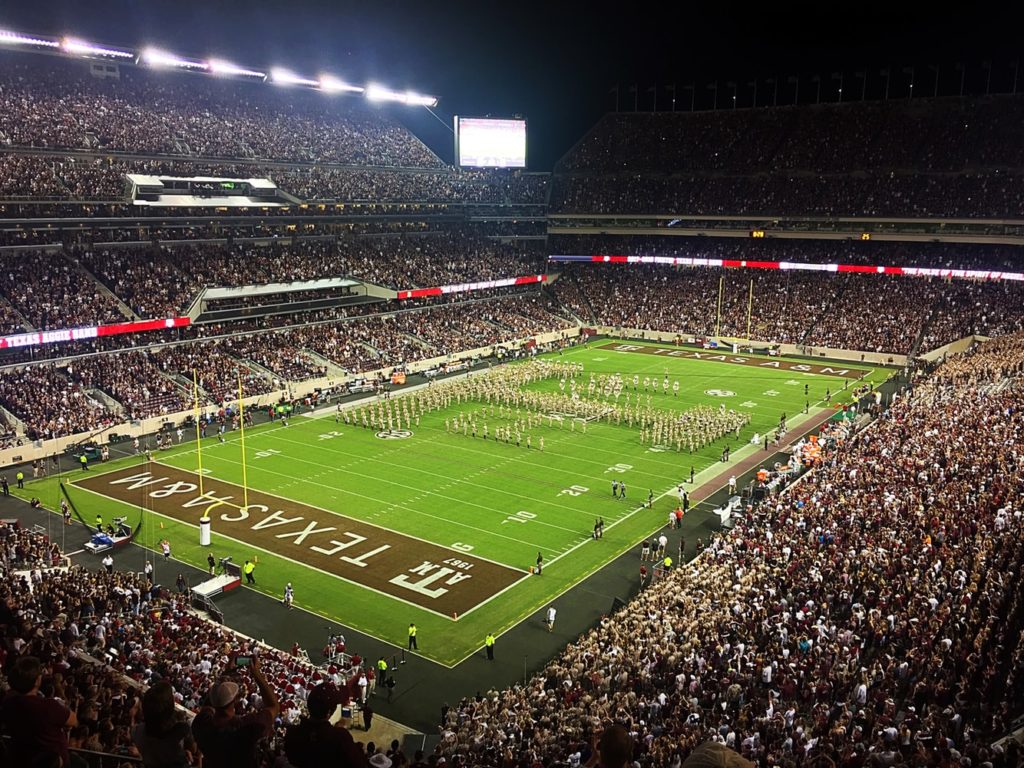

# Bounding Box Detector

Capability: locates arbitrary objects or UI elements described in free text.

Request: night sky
[3,1,1022,169]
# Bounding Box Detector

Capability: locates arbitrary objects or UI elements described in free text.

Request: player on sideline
[282,582,294,609]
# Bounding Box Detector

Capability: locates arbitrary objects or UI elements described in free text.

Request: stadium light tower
[208,58,266,79]
[365,83,437,107]
[0,29,59,48]
[270,67,319,87]
[142,47,208,70]
[320,75,364,94]
[62,38,134,59]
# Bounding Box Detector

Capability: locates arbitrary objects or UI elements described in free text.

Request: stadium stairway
[567,270,599,324]
[908,295,944,359]
[0,294,33,334]
[72,256,141,321]
[302,348,350,378]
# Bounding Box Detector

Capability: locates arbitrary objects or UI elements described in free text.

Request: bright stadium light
[270,67,319,87]
[142,47,208,70]
[208,58,266,79]
[0,30,59,48]
[319,74,364,94]
[405,90,438,107]
[366,84,436,107]
[62,37,134,59]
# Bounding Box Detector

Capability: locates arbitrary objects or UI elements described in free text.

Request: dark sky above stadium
[5,1,1022,169]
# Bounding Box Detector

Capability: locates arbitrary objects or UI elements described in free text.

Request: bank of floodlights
[141,47,208,70]
[0,28,438,106]
[270,67,320,87]
[0,29,59,47]
[319,74,365,94]
[62,38,134,59]
[366,83,438,107]
[208,59,266,79]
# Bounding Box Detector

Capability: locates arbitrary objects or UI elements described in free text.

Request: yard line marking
[267,433,602,518]
[164,452,567,552]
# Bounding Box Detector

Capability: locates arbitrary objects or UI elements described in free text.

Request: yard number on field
[605,463,633,473]
[502,510,536,525]
[558,484,589,497]
[318,431,343,440]
[254,448,282,459]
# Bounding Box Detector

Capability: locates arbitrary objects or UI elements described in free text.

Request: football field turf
[23,341,889,666]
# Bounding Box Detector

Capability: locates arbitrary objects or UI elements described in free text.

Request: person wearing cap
[192,655,280,768]
[408,622,418,650]
[368,753,392,768]
[284,682,369,767]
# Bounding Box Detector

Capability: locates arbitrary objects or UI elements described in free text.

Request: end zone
[72,464,523,618]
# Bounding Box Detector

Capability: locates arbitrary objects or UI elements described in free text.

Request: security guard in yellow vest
[377,656,389,685]
[408,622,418,650]
[243,560,256,584]
[663,555,673,570]
[80,454,88,471]
[15,471,24,489]
[485,633,496,661]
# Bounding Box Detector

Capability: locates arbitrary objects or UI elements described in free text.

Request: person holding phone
[192,654,280,768]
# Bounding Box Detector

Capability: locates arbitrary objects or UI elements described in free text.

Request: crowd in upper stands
[551,98,1024,217]
[0,54,441,167]
[433,333,1024,767]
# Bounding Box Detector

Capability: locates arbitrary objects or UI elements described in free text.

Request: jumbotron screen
[455,116,527,168]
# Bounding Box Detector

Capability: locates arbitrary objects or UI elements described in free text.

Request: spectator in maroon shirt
[191,655,279,768]
[0,655,78,768]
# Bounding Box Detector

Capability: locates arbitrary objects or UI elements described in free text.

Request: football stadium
[0,4,1023,768]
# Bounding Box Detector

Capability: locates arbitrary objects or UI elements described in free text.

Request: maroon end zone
[73,464,524,617]
[599,342,865,378]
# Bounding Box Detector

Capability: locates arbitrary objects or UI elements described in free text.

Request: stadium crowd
[1,251,127,331]
[550,258,1024,353]
[0,54,442,167]
[433,332,1024,767]
[551,97,1024,217]
[0,525,383,767]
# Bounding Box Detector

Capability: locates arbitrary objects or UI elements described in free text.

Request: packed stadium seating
[0,53,442,167]
[552,98,1024,216]
[4,41,1024,768]
[548,238,1024,352]
[0,523,373,764]
[433,333,1024,766]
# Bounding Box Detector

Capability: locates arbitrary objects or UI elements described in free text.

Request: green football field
[18,340,889,666]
